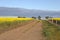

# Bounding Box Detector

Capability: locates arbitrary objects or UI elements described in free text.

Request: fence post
[56,20,57,25]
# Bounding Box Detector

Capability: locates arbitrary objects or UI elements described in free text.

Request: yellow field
[0,17,33,34]
[0,18,33,22]
[51,18,60,20]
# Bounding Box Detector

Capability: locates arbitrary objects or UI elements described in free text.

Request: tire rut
[17,22,44,40]
[22,21,39,33]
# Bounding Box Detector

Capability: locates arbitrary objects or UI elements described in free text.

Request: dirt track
[0,20,45,40]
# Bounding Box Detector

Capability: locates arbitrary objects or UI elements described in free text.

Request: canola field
[0,17,33,34]
[51,18,60,21]
[0,18,33,22]
[49,18,60,24]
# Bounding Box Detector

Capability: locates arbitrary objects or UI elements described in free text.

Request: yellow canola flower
[51,18,60,21]
[0,18,33,22]
[16,18,33,20]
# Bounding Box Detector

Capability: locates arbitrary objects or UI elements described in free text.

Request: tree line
[18,16,53,20]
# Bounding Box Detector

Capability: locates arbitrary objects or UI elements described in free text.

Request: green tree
[38,16,41,20]
[45,16,49,19]
[32,16,36,19]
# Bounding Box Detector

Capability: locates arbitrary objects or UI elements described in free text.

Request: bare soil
[0,20,45,40]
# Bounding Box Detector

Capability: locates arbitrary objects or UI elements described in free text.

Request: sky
[0,0,60,11]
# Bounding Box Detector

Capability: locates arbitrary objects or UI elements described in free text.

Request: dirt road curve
[0,20,45,40]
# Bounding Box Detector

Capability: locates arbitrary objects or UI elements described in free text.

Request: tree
[18,16,21,18]
[32,16,36,19]
[45,16,53,19]
[18,16,26,18]
[45,16,49,19]
[38,16,41,20]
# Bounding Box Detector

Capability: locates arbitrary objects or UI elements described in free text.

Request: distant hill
[0,7,60,18]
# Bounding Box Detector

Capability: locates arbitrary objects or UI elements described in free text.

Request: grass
[42,20,60,40]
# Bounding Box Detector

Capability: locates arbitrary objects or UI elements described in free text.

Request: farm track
[0,20,45,40]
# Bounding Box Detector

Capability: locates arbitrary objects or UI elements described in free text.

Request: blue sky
[0,0,60,10]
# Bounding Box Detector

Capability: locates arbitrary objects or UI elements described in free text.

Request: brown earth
[0,20,45,40]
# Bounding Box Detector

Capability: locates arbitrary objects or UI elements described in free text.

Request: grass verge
[42,20,60,40]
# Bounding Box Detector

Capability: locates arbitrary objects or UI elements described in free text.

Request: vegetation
[0,18,33,21]
[38,16,41,20]
[45,16,50,19]
[32,16,36,19]
[0,18,33,34]
[49,18,60,24]
[42,20,60,40]
[51,18,60,21]
[45,16,53,19]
